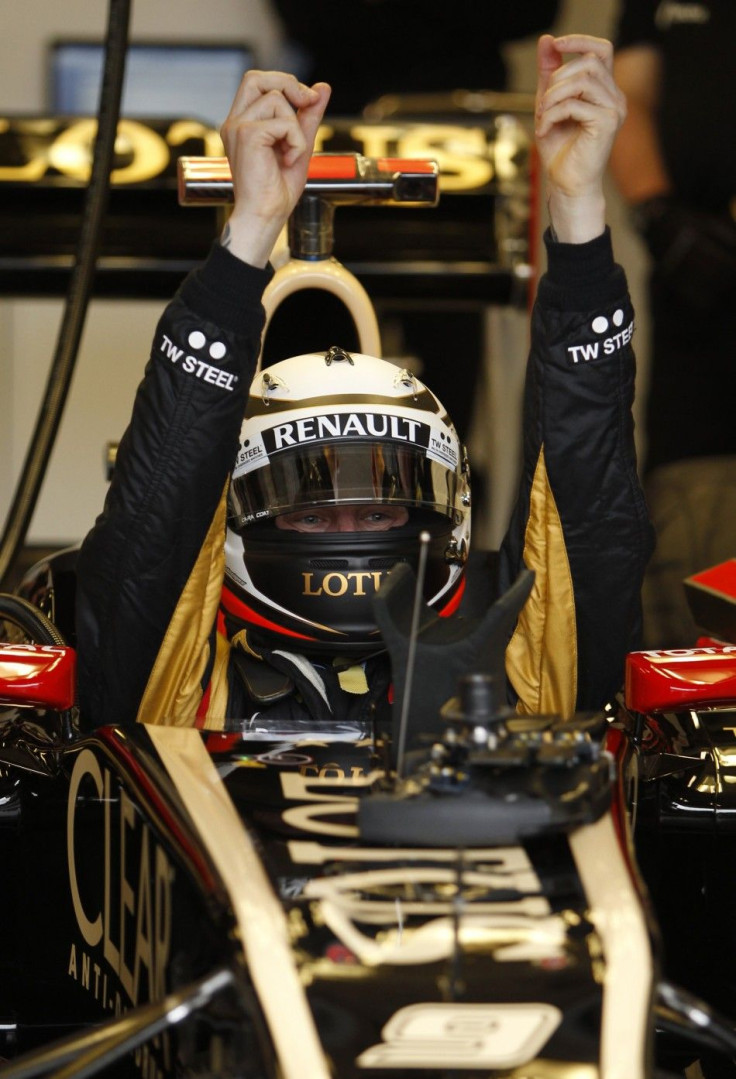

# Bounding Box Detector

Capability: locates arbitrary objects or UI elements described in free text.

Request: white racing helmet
[223,346,471,654]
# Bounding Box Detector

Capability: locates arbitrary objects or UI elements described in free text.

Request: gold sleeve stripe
[200,630,232,731]
[137,482,229,727]
[505,449,578,719]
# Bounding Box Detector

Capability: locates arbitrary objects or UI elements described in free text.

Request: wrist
[547,189,606,244]
[220,212,283,269]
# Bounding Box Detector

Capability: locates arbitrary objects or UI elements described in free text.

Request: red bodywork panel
[307,155,437,179]
[625,646,736,713]
[0,643,76,710]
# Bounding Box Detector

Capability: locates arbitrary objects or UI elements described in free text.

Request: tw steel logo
[303,570,385,597]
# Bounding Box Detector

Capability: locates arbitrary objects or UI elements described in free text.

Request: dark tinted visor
[229,440,460,530]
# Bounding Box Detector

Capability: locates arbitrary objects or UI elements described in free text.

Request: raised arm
[501,34,653,716]
[76,74,330,727]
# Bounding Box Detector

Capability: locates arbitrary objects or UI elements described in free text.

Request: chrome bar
[178,153,439,208]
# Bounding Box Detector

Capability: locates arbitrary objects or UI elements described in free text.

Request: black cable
[0,0,132,589]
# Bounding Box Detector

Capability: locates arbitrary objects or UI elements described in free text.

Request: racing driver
[76,34,654,731]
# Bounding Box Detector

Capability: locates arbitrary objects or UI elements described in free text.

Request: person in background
[610,0,736,475]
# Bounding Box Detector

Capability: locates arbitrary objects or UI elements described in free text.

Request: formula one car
[4,551,736,1079]
[0,552,658,1079]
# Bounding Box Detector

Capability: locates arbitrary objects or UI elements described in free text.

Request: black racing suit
[76,231,653,730]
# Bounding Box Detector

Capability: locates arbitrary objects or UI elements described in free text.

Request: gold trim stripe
[505,450,578,718]
[569,815,653,1079]
[146,726,332,1079]
[137,484,229,727]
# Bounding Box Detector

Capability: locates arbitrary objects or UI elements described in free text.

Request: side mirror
[0,643,76,711]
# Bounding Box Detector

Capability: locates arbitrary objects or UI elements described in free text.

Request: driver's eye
[361,508,407,526]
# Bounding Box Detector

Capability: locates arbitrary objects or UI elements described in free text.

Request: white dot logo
[591,309,625,335]
[186,330,227,361]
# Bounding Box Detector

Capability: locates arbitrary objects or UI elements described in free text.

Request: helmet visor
[229,439,462,530]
